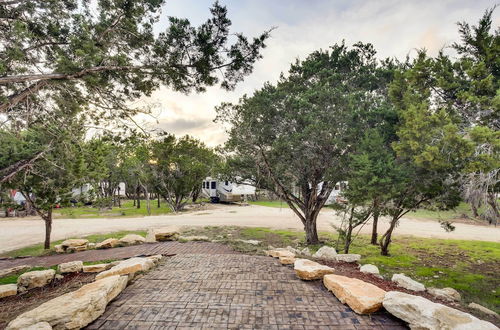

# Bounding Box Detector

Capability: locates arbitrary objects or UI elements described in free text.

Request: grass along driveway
[53,200,173,219]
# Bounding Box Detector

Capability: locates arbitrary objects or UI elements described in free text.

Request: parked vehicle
[201,177,256,203]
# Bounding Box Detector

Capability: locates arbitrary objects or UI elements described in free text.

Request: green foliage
[0,1,270,120]
[217,42,394,244]
[151,134,219,211]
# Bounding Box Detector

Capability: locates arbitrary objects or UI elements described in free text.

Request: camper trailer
[325,181,348,204]
[201,177,256,203]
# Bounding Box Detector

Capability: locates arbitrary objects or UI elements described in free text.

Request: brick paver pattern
[86,254,407,329]
[0,242,237,270]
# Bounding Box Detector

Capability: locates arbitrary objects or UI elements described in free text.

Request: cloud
[137,0,496,147]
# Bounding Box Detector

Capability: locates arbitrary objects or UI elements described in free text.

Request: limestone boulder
[312,246,337,260]
[87,243,96,249]
[286,246,300,254]
[383,291,498,330]
[18,269,55,290]
[146,227,180,242]
[61,239,88,253]
[0,284,17,299]
[24,322,52,330]
[323,274,386,314]
[266,249,295,258]
[82,264,112,273]
[236,239,260,245]
[335,254,361,263]
[427,287,461,302]
[279,256,296,265]
[6,275,128,330]
[360,264,380,275]
[54,245,65,254]
[468,303,499,318]
[294,258,335,280]
[301,247,312,257]
[95,238,119,249]
[391,273,425,291]
[0,265,31,278]
[95,257,155,280]
[147,255,163,265]
[179,235,210,242]
[57,261,83,274]
[118,234,145,246]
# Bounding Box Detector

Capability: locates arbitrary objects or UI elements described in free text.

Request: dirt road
[0,204,498,253]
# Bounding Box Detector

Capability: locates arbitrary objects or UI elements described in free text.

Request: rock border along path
[0,242,237,270]
[85,254,406,329]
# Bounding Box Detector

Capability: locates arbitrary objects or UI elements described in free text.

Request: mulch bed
[316,259,500,327]
[0,272,96,329]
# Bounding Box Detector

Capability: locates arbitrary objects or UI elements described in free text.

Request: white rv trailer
[325,181,348,204]
[201,177,256,203]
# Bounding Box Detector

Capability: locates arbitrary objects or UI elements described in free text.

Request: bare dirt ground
[0,204,499,254]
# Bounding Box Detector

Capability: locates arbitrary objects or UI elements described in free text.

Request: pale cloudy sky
[136,0,497,146]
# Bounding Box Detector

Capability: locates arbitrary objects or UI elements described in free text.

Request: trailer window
[211,181,216,189]
[225,181,229,186]
[202,182,205,188]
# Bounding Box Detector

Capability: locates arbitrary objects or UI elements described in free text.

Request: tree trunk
[43,209,53,250]
[304,212,320,245]
[136,186,141,209]
[470,203,479,218]
[144,186,151,216]
[379,215,398,256]
[157,194,161,208]
[486,192,499,225]
[371,206,380,245]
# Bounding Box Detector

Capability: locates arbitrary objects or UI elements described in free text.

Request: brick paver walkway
[0,242,237,270]
[86,254,407,329]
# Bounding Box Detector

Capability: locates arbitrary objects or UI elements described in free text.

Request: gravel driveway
[0,204,498,254]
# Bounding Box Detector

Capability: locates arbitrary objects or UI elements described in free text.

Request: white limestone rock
[391,273,425,292]
[0,284,17,299]
[427,287,461,302]
[118,234,145,246]
[95,257,155,281]
[17,269,55,290]
[294,258,335,280]
[360,264,380,275]
[335,254,361,263]
[468,302,499,318]
[6,275,128,330]
[57,261,83,273]
[312,246,337,260]
[383,291,498,330]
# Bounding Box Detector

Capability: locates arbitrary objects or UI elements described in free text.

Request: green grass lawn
[182,226,500,313]
[0,230,147,258]
[53,200,173,219]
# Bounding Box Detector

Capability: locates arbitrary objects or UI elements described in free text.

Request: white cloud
[138,0,496,146]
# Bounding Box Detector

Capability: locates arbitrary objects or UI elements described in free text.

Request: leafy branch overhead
[0,0,271,118]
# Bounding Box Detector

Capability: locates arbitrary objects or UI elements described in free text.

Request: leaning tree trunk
[379,215,398,256]
[470,203,480,218]
[42,209,53,250]
[486,192,499,225]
